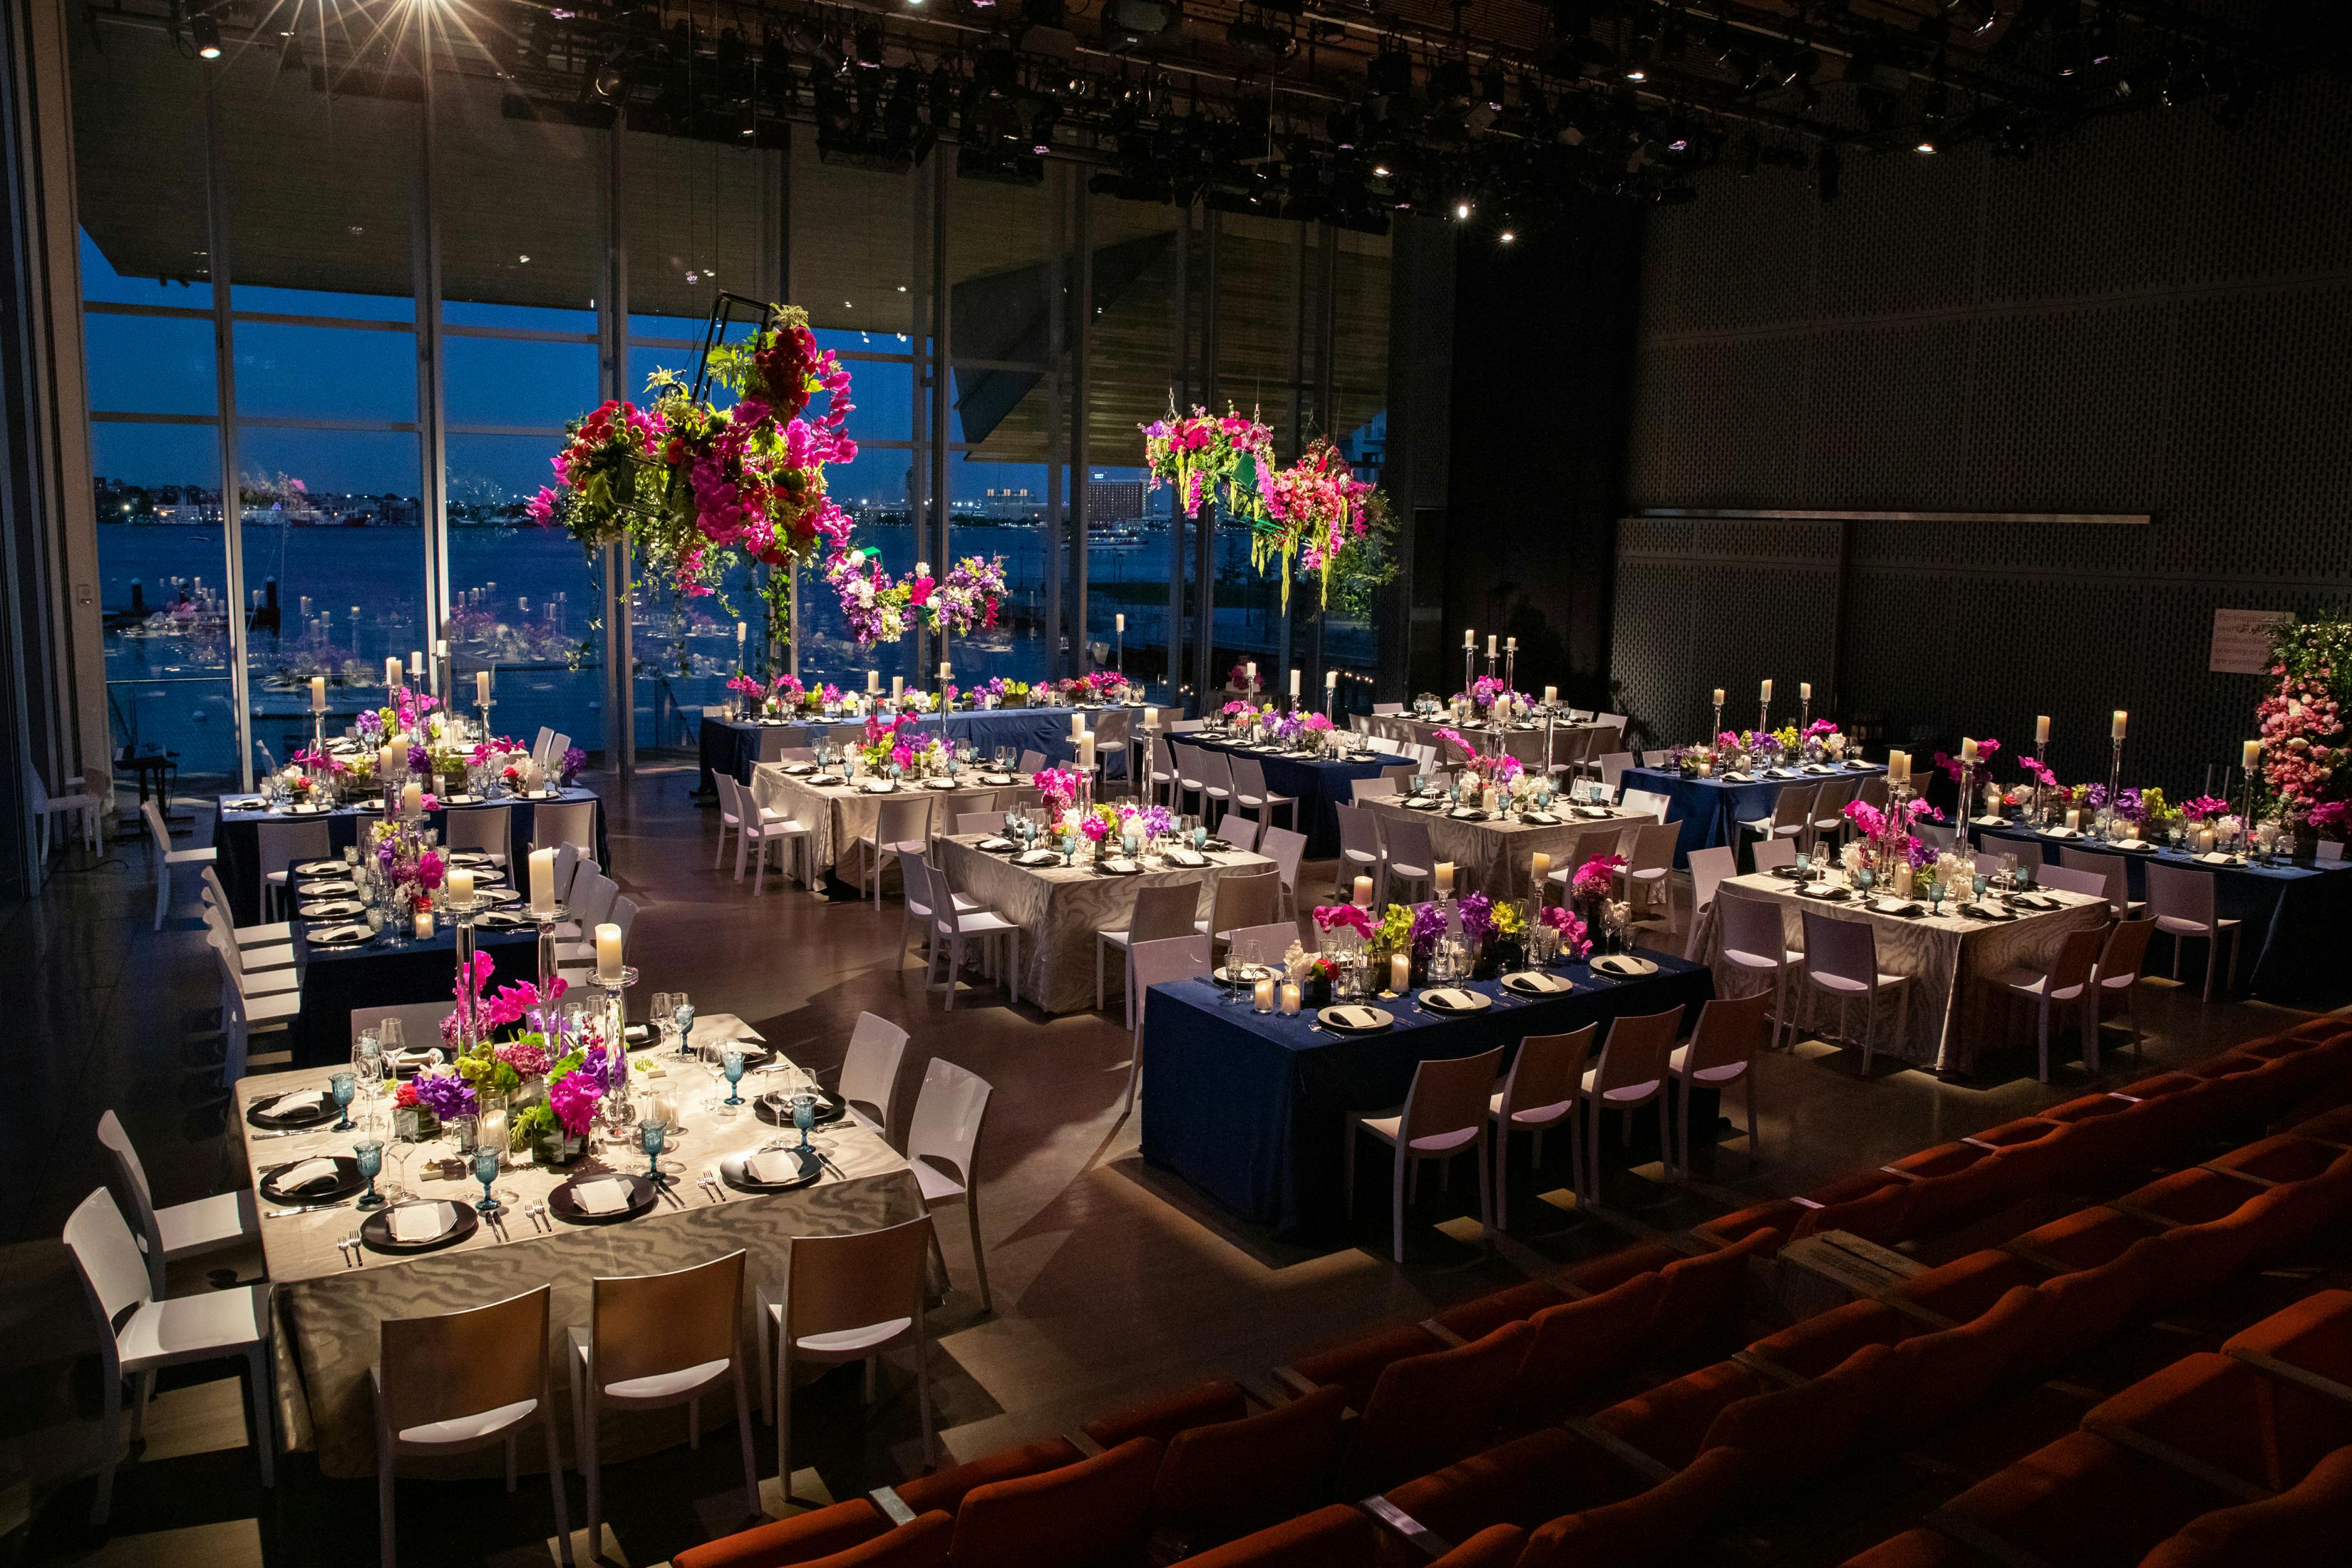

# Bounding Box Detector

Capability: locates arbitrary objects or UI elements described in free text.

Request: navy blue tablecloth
[1187,736,1413,856]
[697,716,775,793]
[283,875,540,1064]
[701,705,1142,792]
[215,788,609,926]
[1624,763,1887,869]
[1972,823,2352,1009]
[1140,951,1716,1240]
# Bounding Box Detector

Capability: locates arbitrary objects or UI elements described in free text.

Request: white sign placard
[2210,609,2288,675]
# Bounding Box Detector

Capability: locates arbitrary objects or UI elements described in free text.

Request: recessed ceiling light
[1498,229,1515,244]
[1914,139,1937,154]
[517,254,530,263]
[1372,164,1390,176]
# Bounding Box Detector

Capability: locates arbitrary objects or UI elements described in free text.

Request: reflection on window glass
[792,139,911,337]
[447,436,606,753]
[440,77,599,321]
[444,337,597,429]
[1085,196,1182,697]
[87,313,216,416]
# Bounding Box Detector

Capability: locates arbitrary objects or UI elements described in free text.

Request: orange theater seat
[2224,1289,2352,1392]
[1749,1299,1917,1381]
[1431,1277,1573,1342]
[1149,1383,1350,1546]
[1897,1249,2045,1325]
[1587,1358,1775,1475]
[2082,1351,2352,1496]
[2139,1443,2352,1567]
[1286,1323,1448,1411]
[947,1436,1163,1568]
[1169,1504,1378,1568]
[1083,1381,1249,1449]
[780,1513,953,1568]
[1867,1286,2046,1447]
[1692,1199,1802,1252]
[1927,1430,2239,1567]
[1837,1527,1985,1567]
[1560,1241,1686,1294]
[1378,1428,1621,1547]
[1512,1446,1755,1568]
[2290,1101,2352,1145]
[2115,1166,2252,1227]
[1426,1524,1530,1567]
[2029,1241,2166,1370]
[1501,1272,1665,1425]
[1341,1320,1535,1496]
[1643,1227,1777,1363]
[2003,1205,2158,1272]
[2208,1133,2346,1186]
[1699,1343,1899,1489]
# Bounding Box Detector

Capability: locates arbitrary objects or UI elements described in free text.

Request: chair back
[1196,748,1232,794]
[1336,804,1380,866]
[1688,847,1738,927]
[1683,990,1770,1080]
[550,842,583,899]
[1597,752,1634,789]
[785,1216,933,1343]
[755,728,793,765]
[1501,1026,1597,1123]
[1347,1321,1532,1495]
[1771,782,1818,830]
[1912,822,1955,852]
[1626,821,1679,878]
[1801,909,1878,986]
[604,894,640,942]
[840,1013,910,1126]
[1127,882,1201,945]
[2099,915,2155,981]
[257,817,333,871]
[1592,1009,1679,1104]
[1207,872,1280,936]
[2145,861,2217,929]
[1151,734,1177,779]
[532,726,557,767]
[877,796,932,852]
[780,747,816,764]
[1095,708,1130,753]
[922,860,965,939]
[351,1002,450,1055]
[1381,815,1435,875]
[1172,741,1205,788]
[569,870,618,928]
[2059,847,2134,915]
[1130,934,1213,1003]
[1222,814,1262,854]
[1853,773,1889,810]
[2043,925,2106,999]
[1371,702,1404,715]
[1812,775,1860,821]
[1401,1047,1508,1149]
[94,1113,168,1292]
[1016,748,1048,773]
[1259,825,1307,902]
[955,811,1006,835]
[443,805,512,854]
[1230,755,1269,800]
[906,1058,992,1190]
[1753,836,1797,870]
[1223,922,1297,969]
[2034,864,2108,899]
[1619,788,1670,822]
[143,798,172,857]
[592,1251,746,1388]
[63,1188,151,1375]
[532,799,598,855]
[1351,775,1398,803]
[381,1286,552,1439]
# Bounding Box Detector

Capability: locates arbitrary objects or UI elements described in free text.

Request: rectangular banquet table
[1381,716,1609,770]
[697,714,801,793]
[1971,822,2352,1009]
[711,703,1145,790]
[1182,733,1413,856]
[1140,952,1715,1239]
[1624,761,1888,869]
[234,1016,926,1480]
[1696,870,2111,1075]
[936,833,1277,1014]
[751,766,1019,889]
[213,786,609,926]
[1359,795,1649,899]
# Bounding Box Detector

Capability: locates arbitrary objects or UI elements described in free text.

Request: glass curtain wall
[71,21,1394,781]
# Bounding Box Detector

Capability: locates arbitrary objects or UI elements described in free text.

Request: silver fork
[346,1231,365,1266]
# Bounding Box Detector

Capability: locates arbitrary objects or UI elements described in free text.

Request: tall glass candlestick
[1503,645,1517,701]
[1800,695,1811,735]
[1711,699,1723,742]
[1758,700,1771,739]
[2105,738,2125,844]
[445,891,490,1053]
[2033,738,2048,825]
[599,964,639,1130]
[535,902,570,1038]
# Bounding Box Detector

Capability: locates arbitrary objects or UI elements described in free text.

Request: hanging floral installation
[1254,438,1378,612]
[2256,614,2349,829]
[1140,402,1274,520]
[529,304,857,628]
[823,551,1009,646]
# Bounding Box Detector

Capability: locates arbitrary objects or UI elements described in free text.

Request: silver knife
[265,1202,347,1217]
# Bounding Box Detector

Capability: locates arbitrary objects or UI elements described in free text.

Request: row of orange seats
[1849,1286,2352,1566]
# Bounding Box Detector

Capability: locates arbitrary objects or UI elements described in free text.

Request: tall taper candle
[1760,679,1773,703]
[409,651,423,679]
[528,847,557,914]
[2036,714,2051,745]
[2112,709,2129,740]
[1289,669,1301,698]
[309,676,326,712]
[476,669,492,705]
[595,922,624,983]
[2243,739,2261,773]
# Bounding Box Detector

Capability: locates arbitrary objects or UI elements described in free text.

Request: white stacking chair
[1619,788,1671,822]
[954,810,1006,835]
[755,726,794,765]
[756,1217,936,1505]
[1800,909,1909,1076]
[1097,881,1200,1028]
[256,817,334,922]
[378,1287,569,1568]
[2034,864,2109,899]
[1683,845,1739,960]
[1351,775,1400,803]
[567,1252,759,1552]
[1807,775,1860,851]
[97,1109,259,1296]
[2145,861,2242,1001]
[1222,813,1263,855]
[1229,755,1299,833]
[836,1012,911,1134]
[1334,803,1383,900]
[1489,1025,1594,1228]
[1016,748,1048,774]
[27,760,103,867]
[2093,917,2156,1059]
[530,798,599,858]
[1126,933,1212,1114]
[721,775,811,893]
[1259,824,1309,917]
[200,865,293,949]
[1192,747,1236,827]
[442,805,513,867]
[1751,837,1797,872]
[1144,734,1178,809]
[1346,1047,1505,1263]
[1613,820,1681,928]
[2060,846,2145,918]
[1579,1009,1678,1200]
[1372,702,1405,716]
[906,1058,995,1311]
[65,1187,274,1527]
[530,726,557,770]
[1666,991,1768,1180]
[1222,922,1297,970]
[1195,872,1281,949]
[920,860,1018,1011]
[202,893,295,978]
[1989,923,2108,1083]
[555,894,636,971]
[1375,814,1438,906]
[1738,782,1816,872]
[895,846,970,970]
[858,796,933,903]
[212,936,301,1088]
[1718,892,1802,1051]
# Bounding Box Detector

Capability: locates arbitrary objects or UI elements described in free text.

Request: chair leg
[733,1361,760,1517]
[914,1306,936,1465]
[964,1195,992,1314]
[378,1419,396,1568]
[2202,933,2216,1003]
[776,1335,794,1497]
[247,1341,274,1487]
[1097,939,1106,1013]
[1675,1079,1691,1181]
[581,1381,601,1554]
[1392,1145,1409,1264]
[542,1410,574,1564]
[155,862,171,929]
[93,1371,123,1527]
[1123,1024,1143,1118]
[1343,1125,1357,1221]
[1475,1128,1493,1244]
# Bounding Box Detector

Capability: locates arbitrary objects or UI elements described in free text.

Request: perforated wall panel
[1614,73,2352,795]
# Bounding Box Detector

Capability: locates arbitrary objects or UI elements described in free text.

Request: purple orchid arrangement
[414,1071,476,1123]
[559,746,587,782]
[354,709,384,746]
[1458,892,1495,946]
[1408,900,1448,959]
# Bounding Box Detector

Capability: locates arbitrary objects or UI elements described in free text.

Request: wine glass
[673,993,696,1058]
[470,1147,502,1214]
[721,1048,747,1108]
[639,1119,670,1185]
[650,992,674,1051]
[387,1127,421,1202]
[354,1140,385,1209]
[329,1071,356,1132]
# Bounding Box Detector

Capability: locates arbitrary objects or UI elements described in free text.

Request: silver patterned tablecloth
[752,765,1016,888]
[935,835,1277,1014]
[1358,797,1646,901]
[1696,875,2113,1073]
[234,1013,924,1478]
[1376,717,1609,769]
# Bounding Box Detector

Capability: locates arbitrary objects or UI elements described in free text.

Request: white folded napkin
[573,1177,632,1216]
[1166,850,1206,867]
[747,1150,802,1184]
[278,1158,341,1192]
[268,1089,329,1117]
[1511,972,1568,993]
[1335,1006,1382,1028]
[1103,857,1140,873]
[388,1203,448,1244]
[1425,988,1480,1009]
[2197,851,2236,866]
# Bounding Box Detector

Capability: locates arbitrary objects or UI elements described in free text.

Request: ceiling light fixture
[191,13,222,58]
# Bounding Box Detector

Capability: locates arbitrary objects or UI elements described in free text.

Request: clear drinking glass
[673,994,696,1057]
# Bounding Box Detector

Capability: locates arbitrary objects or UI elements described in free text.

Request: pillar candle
[595,922,624,982]
[529,847,557,914]
[477,669,492,704]
[401,781,422,816]
[1894,862,1914,899]
[939,662,952,681]
[1253,976,1275,1012]
[1800,682,1812,701]
[1326,669,1339,690]
[1712,687,1725,706]
[414,910,435,939]
[1760,679,1773,703]
[409,651,423,678]
[1080,733,1097,773]
[378,746,394,780]
[2242,739,2261,772]
[309,676,326,712]
[1887,751,1908,785]
[891,675,904,701]
[867,670,880,693]
[1506,636,1517,655]
[1531,852,1550,885]
[448,866,474,904]
[1391,952,1411,994]
[386,655,403,690]
[1245,661,1257,682]
[736,621,747,645]
[1961,737,1978,763]
[1144,707,1159,728]
[1289,669,1301,698]
[1279,982,1301,1016]
[1544,685,1559,705]
[2065,808,2082,832]
[1071,711,1086,739]
[434,638,449,662]
[2112,709,2128,740]
[1463,629,1475,651]
[1482,787,1500,814]
[2036,714,2051,744]
[1115,612,1125,633]
[1353,875,1373,907]
[1435,862,1455,898]
[1487,634,1497,659]
[2196,825,2215,853]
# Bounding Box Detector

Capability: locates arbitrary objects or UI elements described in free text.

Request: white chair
[1613,820,1681,928]
[27,759,103,867]
[754,727,794,765]
[1334,804,1383,900]
[920,860,1019,1011]
[1371,702,1404,716]
[530,726,557,770]
[144,798,217,930]
[212,936,301,1087]
[567,1252,760,1552]
[257,817,334,922]
[756,1217,936,1505]
[895,845,972,970]
[1800,909,1909,1076]
[1016,748,1048,774]
[202,894,296,978]
[1738,782,1816,872]
[1718,893,1803,1051]
[1148,734,1180,809]
[1346,1047,1505,1263]
[65,1187,274,1527]
[1259,825,1309,917]
[2093,917,2156,1059]
[1375,815,1438,906]
[1126,933,1213,1113]
[1489,1025,1593,1228]
[201,865,294,947]
[1351,775,1400,803]
[906,1058,995,1311]
[443,805,513,867]
[720,775,810,894]
[857,796,933,904]
[566,869,619,930]
[1579,1009,1678,1199]
[377,1286,569,1568]
[1666,991,1768,1180]
[954,810,1006,835]
[1683,845,1739,960]
[97,1109,259,1296]
[1808,775,1860,851]
[1097,881,1200,1028]
[1222,922,1298,970]
[530,798,599,858]
[837,1012,910,1134]
[1195,872,1281,949]
[556,894,636,969]
[2145,861,2242,1001]
[1595,751,1635,790]
[1989,923,2108,1083]
[1619,788,1672,822]
[2060,846,2145,919]
[1751,836,1797,872]
[1193,747,1236,827]
[2033,864,2110,899]
[1229,755,1299,833]
[1222,813,1263,855]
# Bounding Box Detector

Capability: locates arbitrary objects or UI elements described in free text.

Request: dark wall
[1611,75,2352,795]
[1433,201,1646,706]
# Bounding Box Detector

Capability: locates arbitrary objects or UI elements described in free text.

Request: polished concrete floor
[1,764,2324,1567]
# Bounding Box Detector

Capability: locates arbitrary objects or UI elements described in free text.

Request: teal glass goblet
[329,1071,356,1131]
[639,1119,669,1185]
[470,1147,502,1214]
[354,1140,385,1209]
[721,1048,747,1107]
[1972,874,1990,902]
[792,1093,817,1151]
